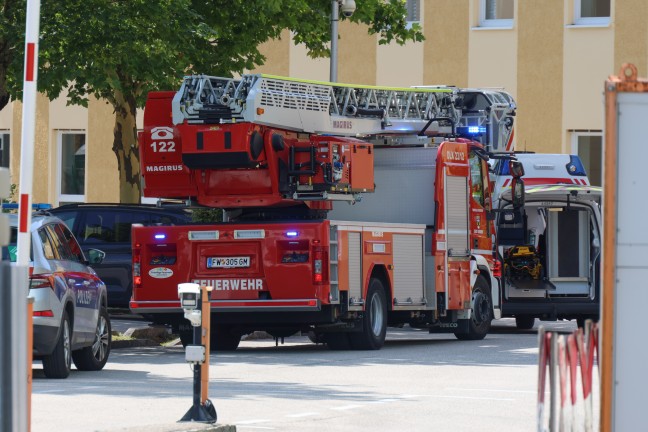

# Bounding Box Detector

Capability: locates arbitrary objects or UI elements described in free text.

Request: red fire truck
[130,75,521,350]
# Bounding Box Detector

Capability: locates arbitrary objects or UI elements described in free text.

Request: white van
[492,154,601,329]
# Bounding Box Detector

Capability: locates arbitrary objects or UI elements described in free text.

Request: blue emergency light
[154,233,166,240]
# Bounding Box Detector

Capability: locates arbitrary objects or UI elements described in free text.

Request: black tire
[307,331,325,344]
[515,315,536,330]
[348,278,388,350]
[455,275,492,341]
[73,307,112,371]
[576,317,585,328]
[324,333,351,350]
[178,324,194,347]
[210,324,241,351]
[43,311,72,379]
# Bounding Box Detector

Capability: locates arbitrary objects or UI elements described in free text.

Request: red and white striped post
[14,1,41,431]
[17,1,41,266]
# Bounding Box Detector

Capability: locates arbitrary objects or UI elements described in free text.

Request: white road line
[236,426,276,430]
[426,395,515,401]
[236,419,272,425]
[286,412,319,418]
[447,387,536,394]
[331,404,363,411]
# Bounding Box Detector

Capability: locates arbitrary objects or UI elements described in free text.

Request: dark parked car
[49,203,193,308]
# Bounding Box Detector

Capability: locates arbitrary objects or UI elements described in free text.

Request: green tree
[2,0,423,203]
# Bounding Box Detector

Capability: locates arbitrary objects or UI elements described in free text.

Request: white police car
[5,212,111,378]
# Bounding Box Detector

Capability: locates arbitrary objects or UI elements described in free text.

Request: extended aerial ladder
[142,74,517,207]
[171,74,516,152]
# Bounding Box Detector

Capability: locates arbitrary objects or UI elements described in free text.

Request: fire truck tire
[324,333,351,350]
[515,315,536,330]
[210,325,241,351]
[308,331,326,344]
[455,275,492,341]
[348,278,387,350]
[178,327,193,348]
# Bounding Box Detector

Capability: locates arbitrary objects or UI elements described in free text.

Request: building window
[572,133,602,186]
[574,0,610,25]
[480,0,514,28]
[406,0,420,23]
[58,131,86,203]
[0,132,9,169]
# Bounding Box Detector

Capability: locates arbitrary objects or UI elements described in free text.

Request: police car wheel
[43,311,72,379]
[73,308,112,371]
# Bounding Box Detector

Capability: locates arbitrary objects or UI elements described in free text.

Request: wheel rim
[92,315,110,361]
[63,320,71,368]
[369,292,384,337]
[472,292,491,325]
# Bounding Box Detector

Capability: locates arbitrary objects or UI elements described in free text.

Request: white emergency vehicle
[492,153,601,329]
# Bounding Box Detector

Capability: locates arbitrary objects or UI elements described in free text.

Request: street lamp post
[329,0,356,83]
[330,0,339,82]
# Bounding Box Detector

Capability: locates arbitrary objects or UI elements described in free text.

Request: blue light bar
[286,231,298,237]
[468,126,487,134]
[154,233,166,240]
[1,203,52,210]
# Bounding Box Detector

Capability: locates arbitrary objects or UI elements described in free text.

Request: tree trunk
[112,89,140,203]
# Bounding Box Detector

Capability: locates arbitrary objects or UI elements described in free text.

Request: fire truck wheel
[515,315,536,330]
[308,331,326,344]
[455,275,492,341]
[210,325,241,351]
[348,278,388,350]
[324,333,351,350]
[178,326,194,347]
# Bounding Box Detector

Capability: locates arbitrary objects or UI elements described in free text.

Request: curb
[111,338,161,349]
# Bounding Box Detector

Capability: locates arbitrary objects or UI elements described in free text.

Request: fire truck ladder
[172,74,461,137]
[456,88,516,153]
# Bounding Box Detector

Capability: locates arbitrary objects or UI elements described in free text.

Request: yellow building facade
[0,0,634,204]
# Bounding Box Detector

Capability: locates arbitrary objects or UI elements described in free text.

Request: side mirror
[509,160,525,178]
[511,177,525,209]
[87,248,106,265]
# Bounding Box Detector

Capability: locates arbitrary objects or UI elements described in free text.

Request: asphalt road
[31,318,597,432]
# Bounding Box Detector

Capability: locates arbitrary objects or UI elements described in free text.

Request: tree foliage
[1,0,423,203]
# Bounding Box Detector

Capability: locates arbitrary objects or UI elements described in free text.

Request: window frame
[57,130,86,204]
[0,131,9,169]
[571,131,603,186]
[405,0,421,25]
[573,0,611,26]
[479,0,514,28]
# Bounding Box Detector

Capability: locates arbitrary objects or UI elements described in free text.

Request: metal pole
[330,0,339,82]
[15,3,41,430]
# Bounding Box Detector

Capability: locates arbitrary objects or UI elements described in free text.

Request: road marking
[447,387,536,394]
[236,419,272,424]
[286,412,319,418]
[426,395,515,401]
[236,426,276,430]
[331,404,363,411]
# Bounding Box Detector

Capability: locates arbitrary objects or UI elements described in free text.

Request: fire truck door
[443,172,472,311]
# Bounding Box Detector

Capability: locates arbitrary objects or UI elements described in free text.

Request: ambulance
[492,153,601,329]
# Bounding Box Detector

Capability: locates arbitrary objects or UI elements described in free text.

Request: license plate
[207,256,250,268]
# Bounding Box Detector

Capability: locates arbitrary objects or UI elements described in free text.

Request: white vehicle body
[492,154,601,329]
